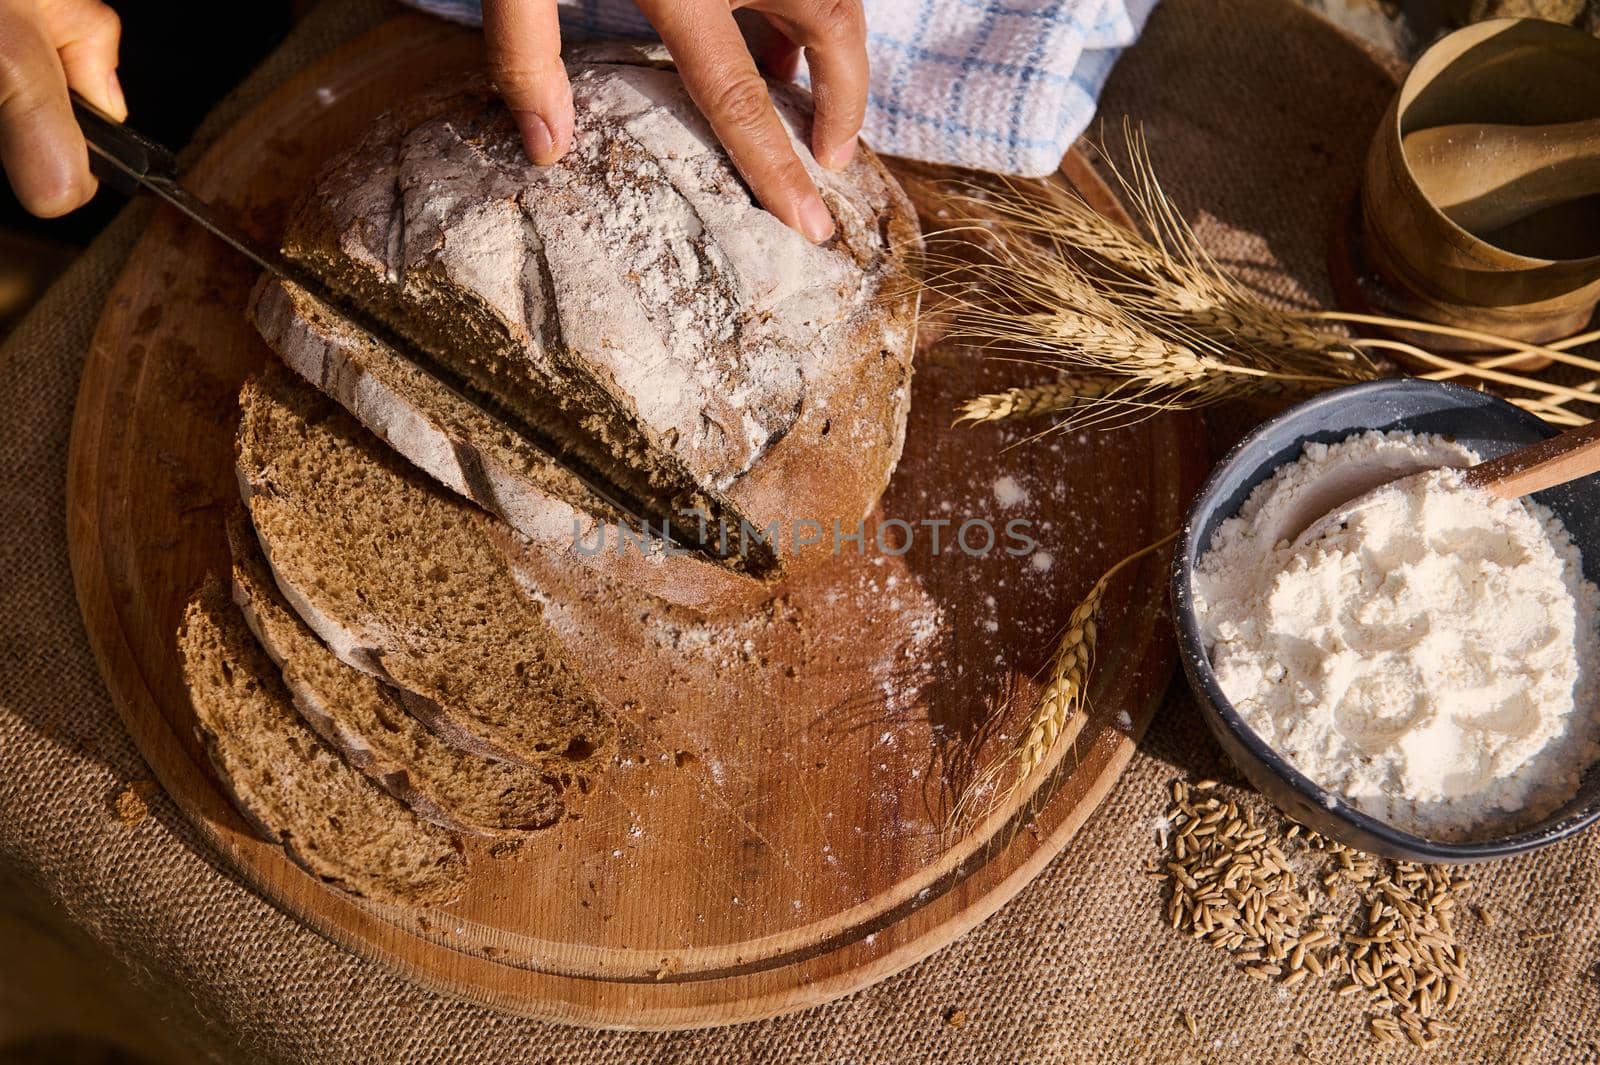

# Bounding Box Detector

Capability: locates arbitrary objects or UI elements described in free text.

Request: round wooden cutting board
[67,15,1205,1028]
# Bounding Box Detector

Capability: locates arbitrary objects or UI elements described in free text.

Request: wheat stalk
[955,376,1127,424]
[949,531,1178,831]
[926,226,1360,432]
[1017,531,1177,780]
[924,127,1596,433]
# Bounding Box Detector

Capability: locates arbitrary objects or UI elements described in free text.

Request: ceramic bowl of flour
[1172,378,1600,862]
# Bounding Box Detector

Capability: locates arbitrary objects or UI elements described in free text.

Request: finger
[483,0,573,165]
[0,2,95,216]
[740,14,800,81]
[641,0,834,243]
[756,0,867,170]
[39,0,124,119]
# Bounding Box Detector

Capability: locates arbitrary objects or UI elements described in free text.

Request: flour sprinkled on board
[993,475,1029,508]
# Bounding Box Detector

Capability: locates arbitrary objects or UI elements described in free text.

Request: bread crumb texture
[177,582,466,907]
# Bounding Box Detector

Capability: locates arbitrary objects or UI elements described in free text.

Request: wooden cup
[1360,18,1600,347]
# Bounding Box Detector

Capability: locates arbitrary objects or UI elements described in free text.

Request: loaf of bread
[235,368,615,770]
[256,49,919,607]
[226,510,569,837]
[178,583,467,906]
[249,276,761,613]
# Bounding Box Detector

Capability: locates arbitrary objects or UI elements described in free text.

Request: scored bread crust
[235,368,616,771]
[225,509,570,837]
[178,583,467,907]
[263,53,919,610]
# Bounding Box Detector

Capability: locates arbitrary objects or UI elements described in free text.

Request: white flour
[1194,431,1600,840]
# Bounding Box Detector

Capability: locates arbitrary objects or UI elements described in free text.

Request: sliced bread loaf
[235,367,615,769]
[226,509,568,837]
[249,275,763,612]
[177,582,466,906]
[261,51,919,601]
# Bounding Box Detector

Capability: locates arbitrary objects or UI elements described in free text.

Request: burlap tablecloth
[3,0,1598,1061]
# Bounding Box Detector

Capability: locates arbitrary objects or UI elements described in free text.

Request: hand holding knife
[70,92,740,573]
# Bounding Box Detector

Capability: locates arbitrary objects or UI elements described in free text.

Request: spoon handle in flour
[1465,418,1600,500]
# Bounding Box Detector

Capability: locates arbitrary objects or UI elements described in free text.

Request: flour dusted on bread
[248,277,767,612]
[263,49,919,599]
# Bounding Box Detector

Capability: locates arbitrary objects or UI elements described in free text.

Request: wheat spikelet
[955,377,1126,423]
[1016,531,1177,780]
[1156,299,1356,365]
[952,127,1357,365]
[923,143,1379,432]
[948,532,1179,833]
[1017,579,1103,780]
[933,226,1342,412]
[927,127,1581,432]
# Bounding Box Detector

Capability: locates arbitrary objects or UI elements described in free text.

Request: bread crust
[258,55,919,612]
[249,277,769,612]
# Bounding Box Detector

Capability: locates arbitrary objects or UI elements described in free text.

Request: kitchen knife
[70,92,754,574]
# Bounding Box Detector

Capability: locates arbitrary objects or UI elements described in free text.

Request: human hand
[0,0,125,217]
[483,0,866,244]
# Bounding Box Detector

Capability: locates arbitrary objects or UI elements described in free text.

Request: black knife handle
[70,90,178,195]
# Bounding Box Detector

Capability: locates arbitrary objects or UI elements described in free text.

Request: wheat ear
[948,530,1179,832]
[955,377,1128,424]
[1017,531,1178,780]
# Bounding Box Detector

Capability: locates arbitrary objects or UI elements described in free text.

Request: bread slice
[177,582,466,907]
[264,53,919,598]
[249,275,764,613]
[235,367,614,769]
[226,509,568,837]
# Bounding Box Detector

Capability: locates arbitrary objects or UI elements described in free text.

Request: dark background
[0,1,294,244]
[0,1,296,342]
[2,0,1598,339]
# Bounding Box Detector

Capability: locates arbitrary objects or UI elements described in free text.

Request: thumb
[483,0,573,166]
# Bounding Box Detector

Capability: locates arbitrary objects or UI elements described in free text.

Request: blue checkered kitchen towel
[402,0,1158,177]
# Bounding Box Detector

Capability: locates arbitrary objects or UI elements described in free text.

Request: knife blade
[70,92,753,573]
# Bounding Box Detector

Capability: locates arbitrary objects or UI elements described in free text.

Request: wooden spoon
[1289,418,1600,550]
[1403,117,1600,235]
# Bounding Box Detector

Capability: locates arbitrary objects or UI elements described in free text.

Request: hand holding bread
[1,0,865,243]
[483,0,865,243]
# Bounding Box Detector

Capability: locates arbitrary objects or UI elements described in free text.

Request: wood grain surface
[66,15,1206,1028]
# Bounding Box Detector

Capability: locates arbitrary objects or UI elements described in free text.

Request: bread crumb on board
[942,1006,968,1029]
[109,779,159,825]
[488,839,524,861]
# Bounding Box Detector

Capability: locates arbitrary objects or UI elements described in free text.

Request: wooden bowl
[1360,18,1600,347]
